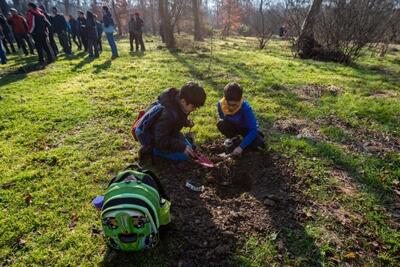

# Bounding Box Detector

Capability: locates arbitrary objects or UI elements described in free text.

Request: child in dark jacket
[217,82,264,156]
[136,81,206,161]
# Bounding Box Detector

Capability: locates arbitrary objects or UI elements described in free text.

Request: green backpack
[101,167,171,252]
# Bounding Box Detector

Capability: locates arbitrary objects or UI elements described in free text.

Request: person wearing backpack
[27,2,54,65]
[134,82,206,162]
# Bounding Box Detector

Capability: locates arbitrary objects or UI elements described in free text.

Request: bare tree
[252,0,282,49]
[192,0,203,40]
[158,0,175,48]
[296,0,322,58]
[149,0,156,34]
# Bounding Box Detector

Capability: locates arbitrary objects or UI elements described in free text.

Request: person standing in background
[26,2,54,65]
[0,14,16,54]
[85,11,99,58]
[51,7,71,55]
[77,11,88,51]
[68,15,82,50]
[0,26,8,64]
[7,8,35,55]
[95,15,103,53]
[128,14,136,52]
[133,12,145,52]
[102,6,118,59]
[40,5,59,57]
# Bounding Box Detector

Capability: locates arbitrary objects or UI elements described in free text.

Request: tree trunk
[64,0,69,15]
[150,0,156,35]
[158,0,175,48]
[111,0,123,35]
[296,0,323,57]
[192,0,203,41]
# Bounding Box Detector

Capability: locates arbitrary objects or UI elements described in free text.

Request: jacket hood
[158,88,181,110]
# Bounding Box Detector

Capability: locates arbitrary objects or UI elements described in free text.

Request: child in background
[217,82,264,155]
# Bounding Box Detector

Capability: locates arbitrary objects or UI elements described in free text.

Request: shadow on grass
[100,148,323,266]
[93,59,112,74]
[71,56,95,72]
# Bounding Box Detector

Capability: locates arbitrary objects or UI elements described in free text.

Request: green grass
[1,35,399,266]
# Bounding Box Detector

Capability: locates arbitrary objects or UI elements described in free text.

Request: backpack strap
[124,164,170,201]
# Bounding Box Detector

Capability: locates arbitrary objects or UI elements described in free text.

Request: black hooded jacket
[152,88,191,152]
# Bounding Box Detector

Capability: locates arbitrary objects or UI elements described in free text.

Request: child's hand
[184,146,195,157]
[231,146,243,156]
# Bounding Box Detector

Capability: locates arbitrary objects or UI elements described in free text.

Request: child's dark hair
[179,81,206,107]
[224,82,243,101]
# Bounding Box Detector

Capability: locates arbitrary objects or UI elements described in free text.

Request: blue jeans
[0,40,7,64]
[135,127,192,162]
[105,32,118,57]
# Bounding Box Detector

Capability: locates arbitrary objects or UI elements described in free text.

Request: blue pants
[135,127,191,162]
[105,32,118,57]
[0,40,7,64]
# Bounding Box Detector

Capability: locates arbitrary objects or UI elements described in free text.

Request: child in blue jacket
[217,82,264,155]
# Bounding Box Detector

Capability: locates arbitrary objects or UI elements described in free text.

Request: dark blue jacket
[103,11,114,28]
[217,100,258,149]
[52,14,68,34]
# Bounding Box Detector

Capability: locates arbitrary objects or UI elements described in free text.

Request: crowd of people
[0,3,145,66]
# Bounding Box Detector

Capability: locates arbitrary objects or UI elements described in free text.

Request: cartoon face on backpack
[100,168,171,252]
[102,209,158,251]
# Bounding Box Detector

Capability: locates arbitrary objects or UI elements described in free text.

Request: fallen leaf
[69,213,79,230]
[18,239,26,246]
[25,194,33,205]
[344,252,357,260]
[393,189,400,197]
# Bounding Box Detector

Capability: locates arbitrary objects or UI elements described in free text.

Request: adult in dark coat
[68,15,82,50]
[95,15,103,53]
[0,27,8,63]
[85,11,98,58]
[51,7,71,55]
[0,14,16,54]
[39,5,59,57]
[7,8,35,55]
[77,10,88,51]
[128,14,135,52]
[133,12,145,52]
[26,2,54,65]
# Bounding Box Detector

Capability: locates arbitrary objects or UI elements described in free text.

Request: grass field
[0,35,399,266]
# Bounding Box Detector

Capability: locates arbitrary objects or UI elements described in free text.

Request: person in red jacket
[8,8,35,55]
[26,2,54,65]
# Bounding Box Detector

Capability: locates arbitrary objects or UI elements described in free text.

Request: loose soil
[101,140,311,266]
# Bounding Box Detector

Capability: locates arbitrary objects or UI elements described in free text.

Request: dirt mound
[294,84,343,100]
[101,141,309,266]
